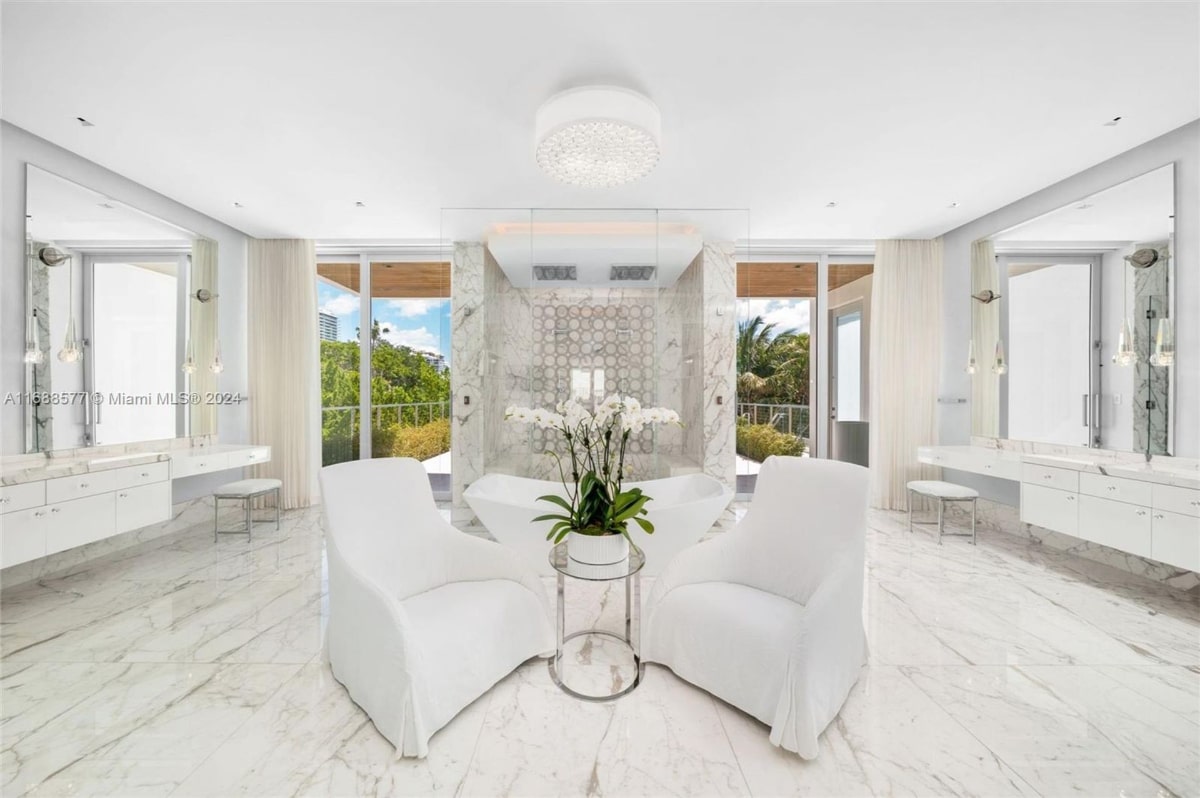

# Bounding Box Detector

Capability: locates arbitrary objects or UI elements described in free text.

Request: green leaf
[536,494,573,513]
[531,513,571,524]
[631,516,655,535]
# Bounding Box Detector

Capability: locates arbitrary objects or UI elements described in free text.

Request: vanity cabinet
[920,446,1199,574]
[1151,511,1200,572]
[1077,494,1152,558]
[1,445,271,571]
[1021,483,1079,536]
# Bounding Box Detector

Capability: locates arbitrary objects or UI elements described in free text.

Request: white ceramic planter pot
[566,530,630,565]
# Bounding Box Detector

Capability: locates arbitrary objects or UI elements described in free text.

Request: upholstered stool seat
[907,480,978,544]
[213,478,282,540]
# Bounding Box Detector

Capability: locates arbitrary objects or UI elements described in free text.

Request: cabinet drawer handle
[50,508,60,514]
[1154,513,1165,520]
[1191,500,1199,507]
[1066,495,1075,501]
[34,510,46,517]
[1136,510,1147,516]
[79,482,89,488]
[1107,486,1117,491]
[1042,475,1053,480]
[140,472,150,477]
[0,497,10,504]
[118,492,128,498]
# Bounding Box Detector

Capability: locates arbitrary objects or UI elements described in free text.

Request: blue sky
[317,281,452,366]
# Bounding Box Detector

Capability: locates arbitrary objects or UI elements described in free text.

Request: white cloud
[380,325,442,355]
[385,298,444,317]
[739,299,810,335]
[320,294,359,317]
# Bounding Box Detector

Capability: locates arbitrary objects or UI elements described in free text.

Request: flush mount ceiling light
[534,86,661,188]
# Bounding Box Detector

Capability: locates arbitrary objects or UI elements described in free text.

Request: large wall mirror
[23,165,219,452]
[970,164,1177,456]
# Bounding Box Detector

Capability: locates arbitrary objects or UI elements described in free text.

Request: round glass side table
[547,541,646,701]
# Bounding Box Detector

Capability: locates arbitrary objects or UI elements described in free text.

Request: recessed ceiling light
[825,201,838,208]
[1076,203,1094,210]
[98,202,114,209]
[233,202,244,208]
[76,116,94,127]
[948,202,960,208]
[355,201,366,208]
[1103,116,1122,126]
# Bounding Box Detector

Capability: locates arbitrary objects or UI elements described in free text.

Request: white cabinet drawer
[1151,510,1200,571]
[1079,473,1153,507]
[237,446,271,466]
[1021,464,1079,493]
[0,481,46,515]
[1078,495,1152,558]
[1,506,49,567]
[1153,484,1200,518]
[113,461,170,490]
[44,493,116,556]
[171,452,230,479]
[45,470,118,504]
[115,482,171,534]
[1021,484,1079,536]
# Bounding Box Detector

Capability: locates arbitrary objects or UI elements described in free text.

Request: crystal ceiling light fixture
[534,86,661,188]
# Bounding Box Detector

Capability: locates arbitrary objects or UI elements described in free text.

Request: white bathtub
[465,473,733,576]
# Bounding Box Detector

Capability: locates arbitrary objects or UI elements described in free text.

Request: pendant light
[1150,317,1174,367]
[23,310,45,365]
[57,253,81,363]
[181,338,198,374]
[209,340,224,374]
[992,339,1007,375]
[1112,258,1136,366]
[965,339,977,374]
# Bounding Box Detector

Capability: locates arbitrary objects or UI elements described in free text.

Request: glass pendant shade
[1150,317,1175,367]
[992,339,1007,375]
[1112,317,1136,366]
[181,338,198,374]
[23,313,44,365]
[209,340,224,374]
[965,339,977,374]
[57,317,81,363]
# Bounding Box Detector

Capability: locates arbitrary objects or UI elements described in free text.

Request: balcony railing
[321,401,451,466]
[737,402,809,439]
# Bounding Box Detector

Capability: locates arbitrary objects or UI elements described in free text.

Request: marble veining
[1,496,1196,796]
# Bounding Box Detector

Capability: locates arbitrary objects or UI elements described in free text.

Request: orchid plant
[505,396,681,544]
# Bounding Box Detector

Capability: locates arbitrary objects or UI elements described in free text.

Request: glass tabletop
[549,541,645,581]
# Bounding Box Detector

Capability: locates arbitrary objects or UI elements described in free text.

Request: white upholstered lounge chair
[319,458,554,757]
[643,456,870,759]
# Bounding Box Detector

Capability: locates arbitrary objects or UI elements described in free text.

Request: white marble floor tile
[1,502,1196,797]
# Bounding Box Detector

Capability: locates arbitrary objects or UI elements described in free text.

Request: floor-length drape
[868,239,943,510]
[970,239,1000,438]
[248,239,319,508]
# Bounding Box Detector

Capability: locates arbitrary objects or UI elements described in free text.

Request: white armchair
[643,456,869,759]
[319,458,553,758]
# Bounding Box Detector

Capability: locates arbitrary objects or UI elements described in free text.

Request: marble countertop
[2,452,171,486]
[1,442,269,487]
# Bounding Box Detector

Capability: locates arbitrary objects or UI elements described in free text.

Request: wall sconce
[971,289,1002,304]
[964,339,977,374]
[1150,317,1174,367]
[185,286,222,374]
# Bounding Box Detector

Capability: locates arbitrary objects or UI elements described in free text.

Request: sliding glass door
[316,255,452,495]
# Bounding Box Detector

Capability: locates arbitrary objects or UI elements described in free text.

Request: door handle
[1081,394,1089,427]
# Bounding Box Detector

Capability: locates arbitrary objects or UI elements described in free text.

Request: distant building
[319,311,339,342]
[422,352,447,372]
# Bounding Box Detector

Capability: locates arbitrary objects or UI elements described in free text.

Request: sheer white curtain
[248,239,319,509]
[970,239,1000,438]
[868,239,943,510]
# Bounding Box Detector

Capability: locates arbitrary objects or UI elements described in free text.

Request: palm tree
[737,315,797,377]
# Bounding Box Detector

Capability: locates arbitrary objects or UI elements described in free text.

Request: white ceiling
[3,2,1197,242]
[995,164,1174,245]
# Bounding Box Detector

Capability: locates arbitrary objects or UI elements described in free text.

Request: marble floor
[1,502,1198,797]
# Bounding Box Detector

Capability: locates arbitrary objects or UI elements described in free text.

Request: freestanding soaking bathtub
[465,472,734,576]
